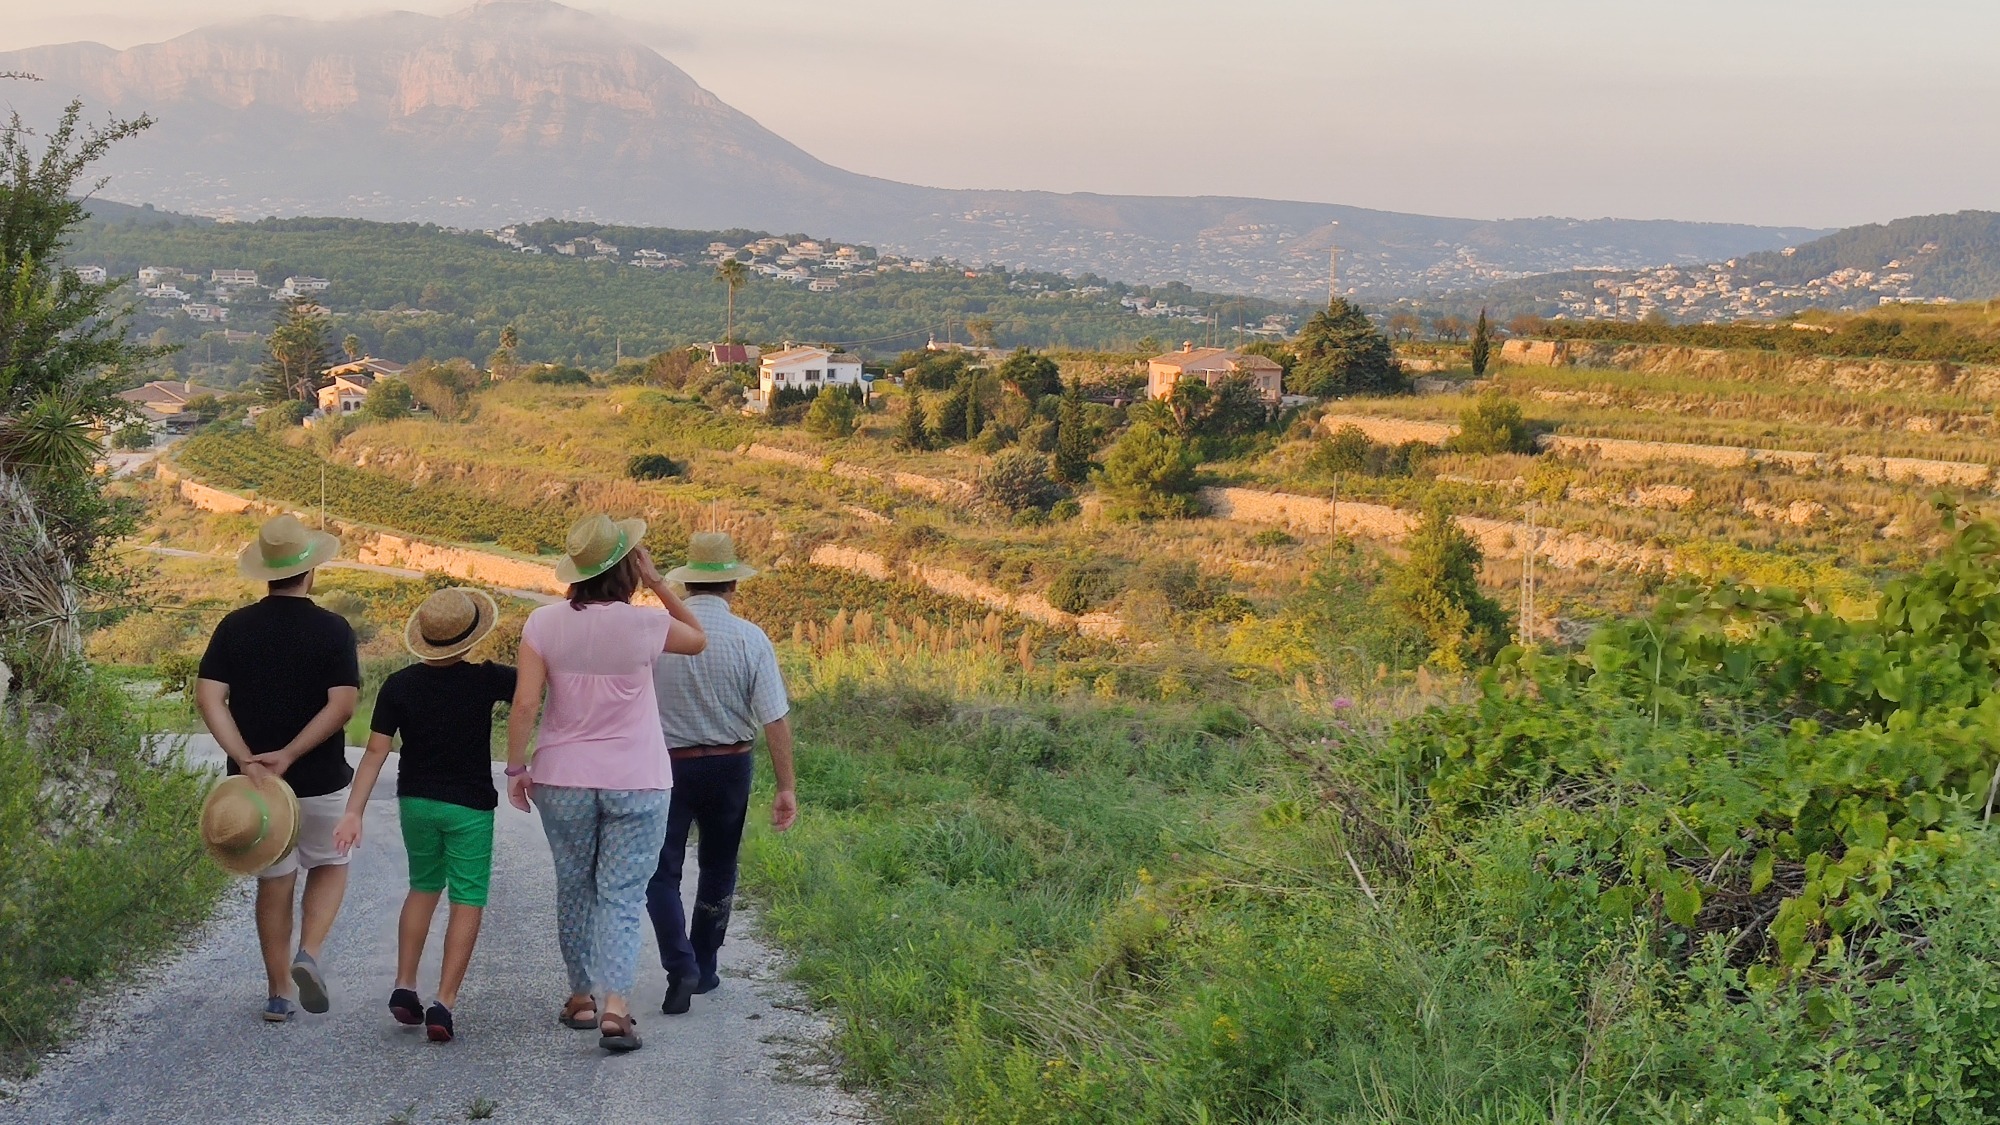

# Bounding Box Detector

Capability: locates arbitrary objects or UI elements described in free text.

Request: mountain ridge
[0,1,1825,299]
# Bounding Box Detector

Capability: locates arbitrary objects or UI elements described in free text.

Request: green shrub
[1098,423,1199,520]
[255,399,310,434]
[110,423,152,451]
[527,365,591,386]
[1386,499,1509,670]
[626,452,682,480]
[1445,393,1537,454]
[803,387,859,438]
[1048,561,1117,615]
[979,451,1062,515]
[1250,529,1296,547]
[1311,424,1428,477]
[358,378,414,421]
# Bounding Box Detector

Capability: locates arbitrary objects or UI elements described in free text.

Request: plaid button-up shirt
[652,595,789,749]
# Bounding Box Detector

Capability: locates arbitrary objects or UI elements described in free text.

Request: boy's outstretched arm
[333,733,395,855]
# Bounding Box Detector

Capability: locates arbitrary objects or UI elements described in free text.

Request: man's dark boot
[661,974,694,1016]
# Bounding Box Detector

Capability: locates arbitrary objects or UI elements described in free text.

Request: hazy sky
[1,0,1994,229]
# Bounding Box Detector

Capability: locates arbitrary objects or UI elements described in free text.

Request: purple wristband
[504,764,528,777]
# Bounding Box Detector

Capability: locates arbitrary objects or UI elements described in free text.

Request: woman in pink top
[506,513,706,1053]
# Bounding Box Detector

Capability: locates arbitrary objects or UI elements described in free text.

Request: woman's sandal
[559,996,599,1030]
[598,1011,642,1052]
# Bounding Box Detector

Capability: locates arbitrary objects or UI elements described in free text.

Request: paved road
[0,740,865,1125]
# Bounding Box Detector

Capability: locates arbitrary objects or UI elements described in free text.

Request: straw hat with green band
[555,512,649,584]
[200,774,301,876]
[237,513,341,582]
[666,531,759,584]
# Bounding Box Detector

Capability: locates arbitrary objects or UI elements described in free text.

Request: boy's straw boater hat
[200,775,301,876]
[555,512,648,585]
[237,513,340,582]
[405,587,500,661]
[666,532,758,584]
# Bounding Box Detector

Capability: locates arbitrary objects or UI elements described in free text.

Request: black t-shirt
[369,661,517,811]
[198,596,363,799]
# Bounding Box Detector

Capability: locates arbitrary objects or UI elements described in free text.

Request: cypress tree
[897,391,932,451]
[1052,378,1093,484]
[1470,307,1493,379]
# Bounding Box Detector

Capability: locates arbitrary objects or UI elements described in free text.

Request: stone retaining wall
[1319,415,1993,489]
[740,443,974,502]
[1199,486,1664,572]
[808,545,1124,638]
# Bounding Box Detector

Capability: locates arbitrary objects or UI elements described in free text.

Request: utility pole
[319,463,327,531]
[1327,220,1341,306]
[1520,502,1538,645]
[1326,479,1340,572]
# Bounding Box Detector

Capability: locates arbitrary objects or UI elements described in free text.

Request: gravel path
[0,742,866,1125]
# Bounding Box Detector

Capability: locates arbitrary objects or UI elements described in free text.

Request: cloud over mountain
[0,0,1822,298]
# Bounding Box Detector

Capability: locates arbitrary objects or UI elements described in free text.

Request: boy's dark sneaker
[692,972,722,995]
[425,1002,455,1043]
[389,988,424,1026]
[661,975,694,1016]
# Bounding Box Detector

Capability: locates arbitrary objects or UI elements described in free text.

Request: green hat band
[228,789,273,853]
[685,560,736,572]
[263,545,314,570]
[575,529,629,580]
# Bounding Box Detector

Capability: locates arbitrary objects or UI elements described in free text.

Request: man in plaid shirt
[644,533,797,1015]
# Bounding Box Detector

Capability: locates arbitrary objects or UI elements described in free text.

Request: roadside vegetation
[0,92,225,1078]
[745,521,2000,1121]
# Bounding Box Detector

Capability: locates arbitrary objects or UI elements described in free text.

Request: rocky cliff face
[0,1,1815,297]
[2,0,893,229]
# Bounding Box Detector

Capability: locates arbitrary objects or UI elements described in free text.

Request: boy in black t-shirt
[197,515,360,1023]
[334,587,514,1043]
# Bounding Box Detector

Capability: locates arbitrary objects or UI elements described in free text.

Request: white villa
[751,345,864,411]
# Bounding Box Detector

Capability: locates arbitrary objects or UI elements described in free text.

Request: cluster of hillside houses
[115,355,407,435]
[74,264,331,325]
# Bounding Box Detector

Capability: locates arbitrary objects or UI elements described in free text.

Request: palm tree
[342,333,363,362]
[715,259,749,346]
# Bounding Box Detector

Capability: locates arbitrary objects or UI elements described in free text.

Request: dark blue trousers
[644,751,753,983]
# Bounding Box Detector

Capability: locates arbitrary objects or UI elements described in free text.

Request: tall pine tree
[1290,298,1405,398]
[1470,308,1493,379]
[262,297,333,402]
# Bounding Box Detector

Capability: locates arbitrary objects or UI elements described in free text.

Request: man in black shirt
[196,514,361,1023]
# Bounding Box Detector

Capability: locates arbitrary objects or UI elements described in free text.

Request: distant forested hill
[67,212,1303,380]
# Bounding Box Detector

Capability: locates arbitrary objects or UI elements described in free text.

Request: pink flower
[1332,696,1354,711]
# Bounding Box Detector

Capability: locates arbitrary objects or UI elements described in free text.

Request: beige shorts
[257,789,354,880]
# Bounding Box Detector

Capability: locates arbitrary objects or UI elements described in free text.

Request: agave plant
[0,89,158,664]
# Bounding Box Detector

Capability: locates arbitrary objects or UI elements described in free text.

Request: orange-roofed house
[1146,344,1285,403]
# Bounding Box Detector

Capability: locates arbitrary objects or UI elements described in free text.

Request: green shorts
[399,797,495,907]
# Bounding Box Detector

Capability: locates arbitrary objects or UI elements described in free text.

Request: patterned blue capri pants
[535,785,671,997]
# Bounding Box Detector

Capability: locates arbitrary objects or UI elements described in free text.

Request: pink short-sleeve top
[521,601,674,791]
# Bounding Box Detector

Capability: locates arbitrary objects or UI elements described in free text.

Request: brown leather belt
[668,742,751,760]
